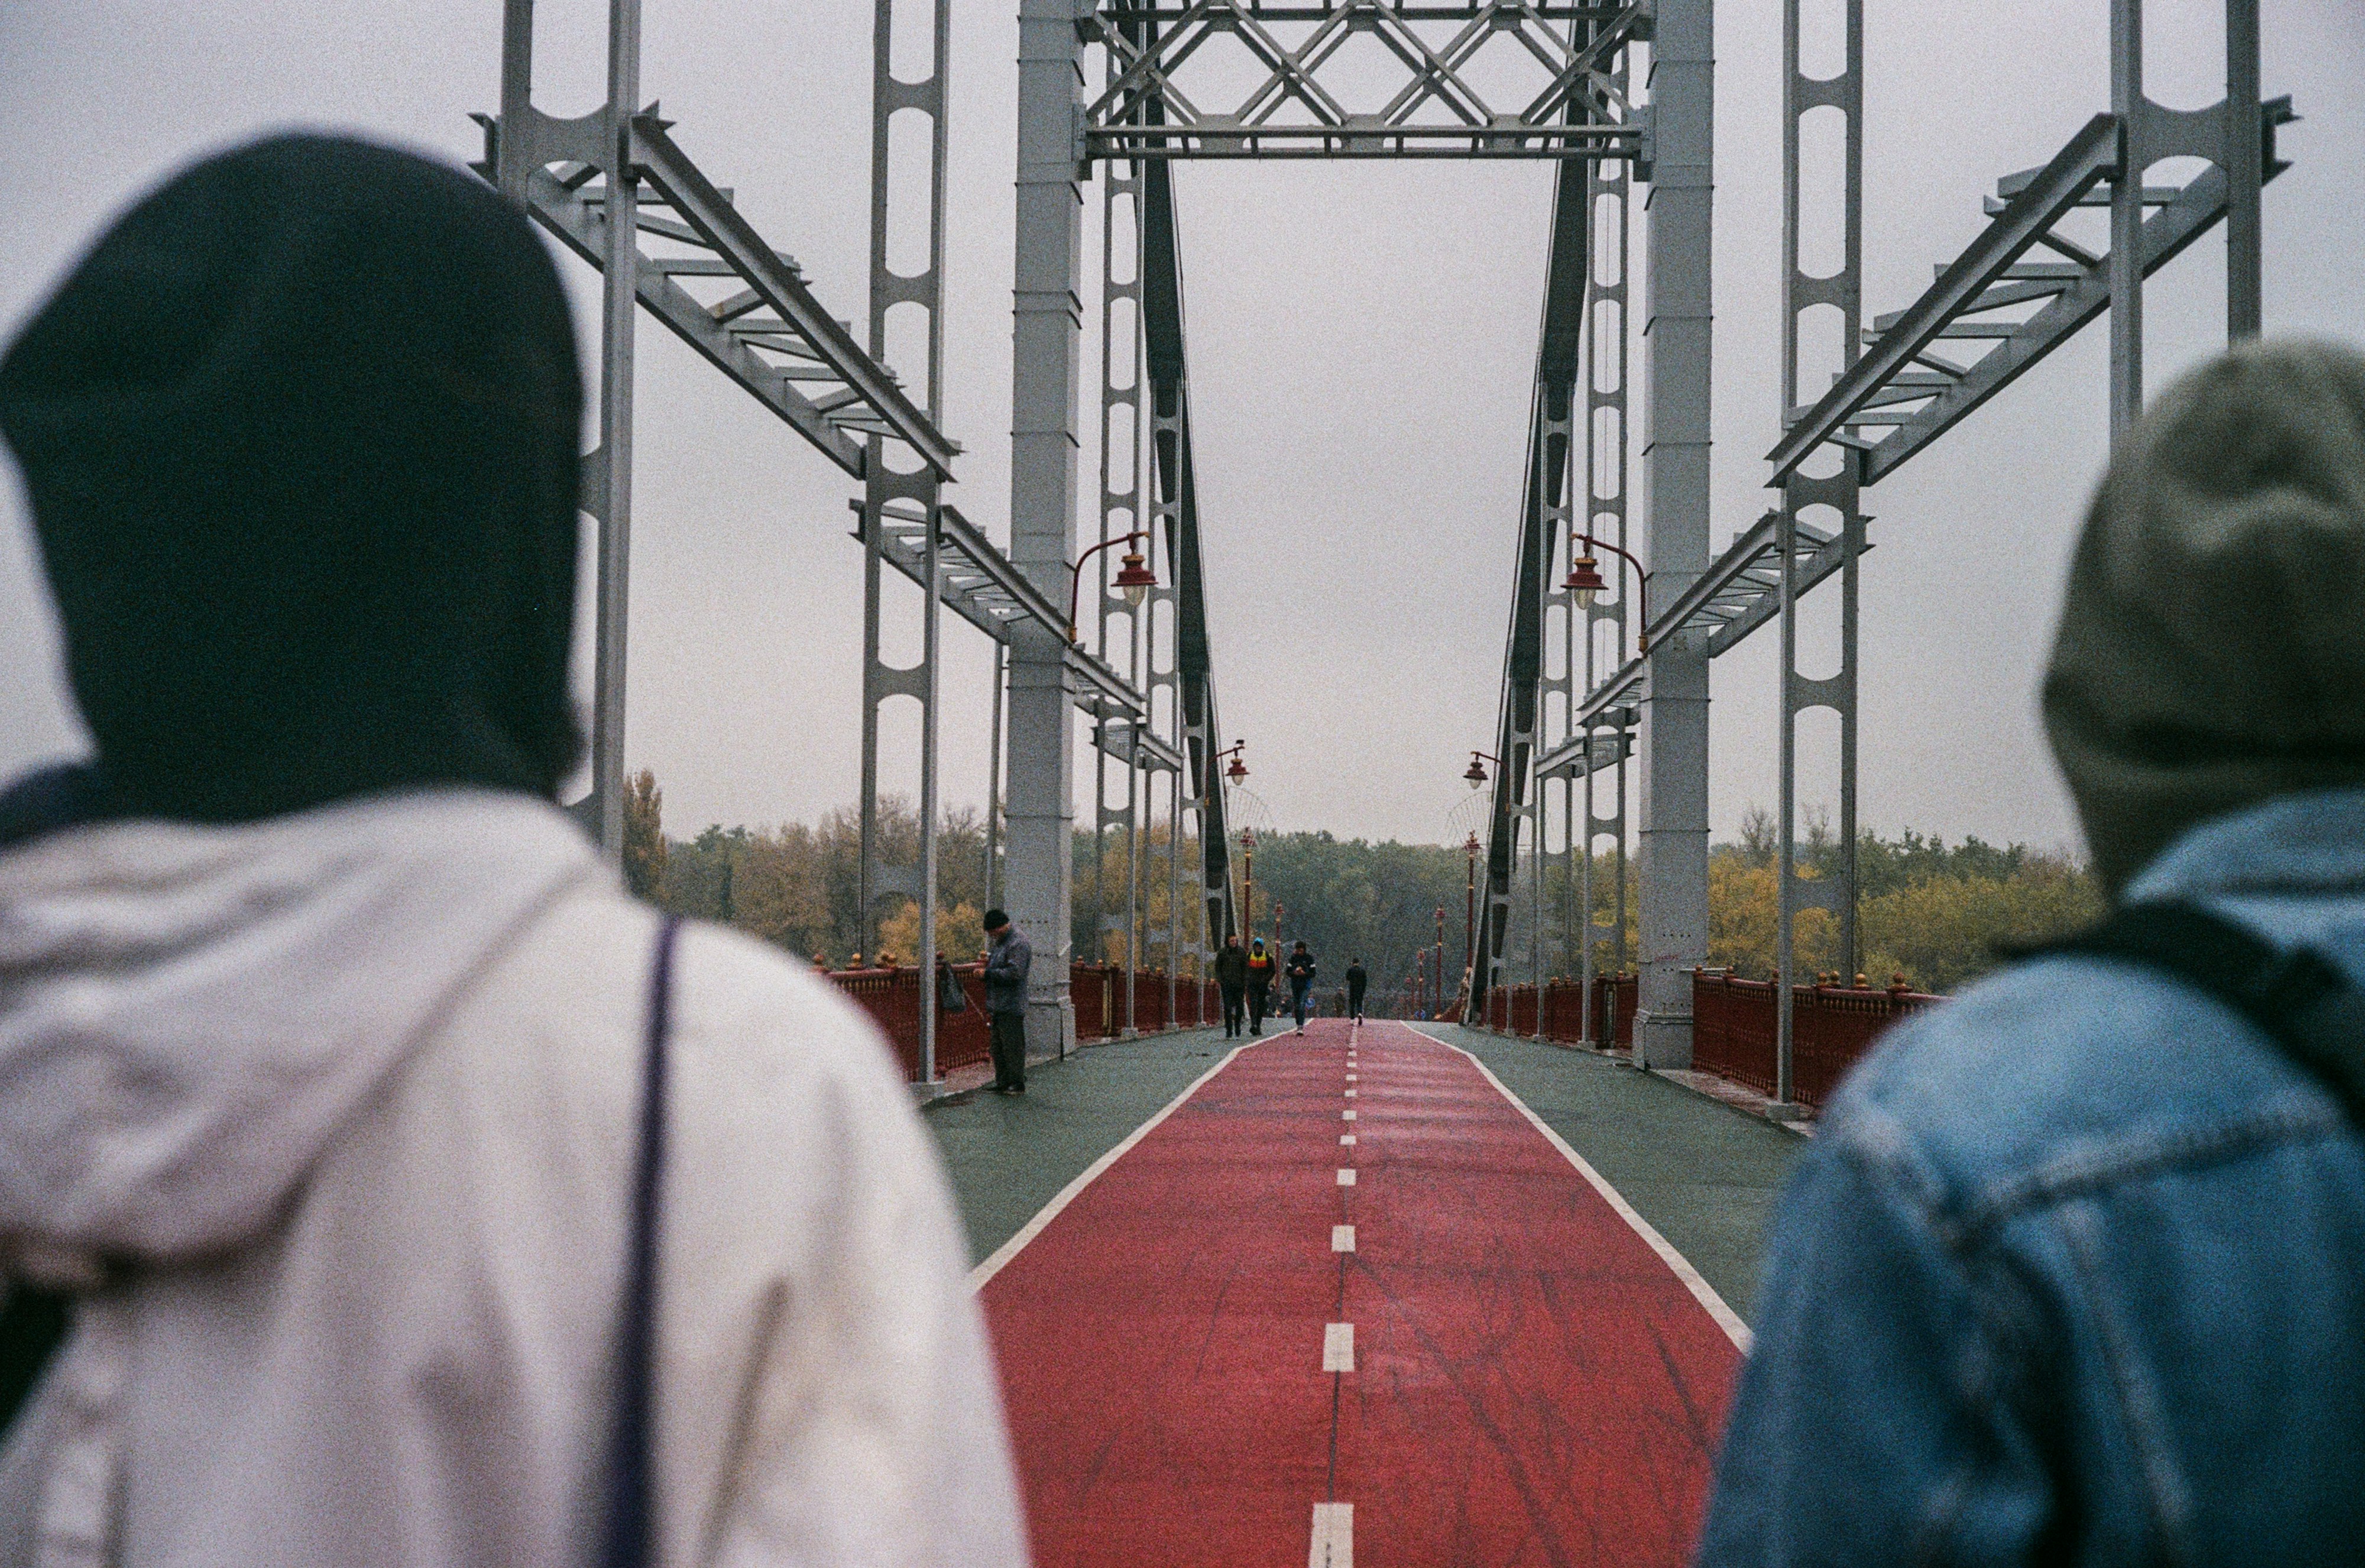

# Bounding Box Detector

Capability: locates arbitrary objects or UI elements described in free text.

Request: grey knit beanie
[2044,337,2365,896]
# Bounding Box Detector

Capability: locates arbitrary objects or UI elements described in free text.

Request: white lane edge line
[1308,1502,1353,1568]
[1400,1022,1754,1353]
[968,1041,1253,1291]
[1322,1321,1356,1372]
[1331,1223,1356,1252]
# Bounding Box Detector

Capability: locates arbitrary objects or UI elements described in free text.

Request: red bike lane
[977,1019,1744,1567]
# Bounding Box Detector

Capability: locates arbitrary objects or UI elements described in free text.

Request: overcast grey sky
[3,3,2360,852]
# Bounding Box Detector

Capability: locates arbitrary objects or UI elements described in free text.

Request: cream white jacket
[0,789,1026,1567]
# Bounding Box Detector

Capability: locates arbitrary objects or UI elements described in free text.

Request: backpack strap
[0,1284,70,1443]
[2032,899,2365,1121]
[601,915,682,1568]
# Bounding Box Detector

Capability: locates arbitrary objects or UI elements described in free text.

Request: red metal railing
[829,960,1222,1083]
[1691,969,1939,1109]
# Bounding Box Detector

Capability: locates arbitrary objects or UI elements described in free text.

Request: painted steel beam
[1467,117,1592,1008]
[1140,148,1237,947]
[1768,98,2294,484]
[857,500,1158,730]
[475,114,959,481]
[1082,1,1647,160]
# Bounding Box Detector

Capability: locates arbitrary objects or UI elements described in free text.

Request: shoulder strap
[601,915,682,1568]
[0,1284,70,1442]
[2032,899,2365,1121]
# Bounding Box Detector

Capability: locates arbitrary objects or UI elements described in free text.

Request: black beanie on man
[0,133,583,826]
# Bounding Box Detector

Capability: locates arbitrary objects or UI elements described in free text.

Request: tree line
[621,771,2097,997]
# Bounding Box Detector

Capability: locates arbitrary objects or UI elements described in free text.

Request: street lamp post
[1564,533,1651,653]
[1239,825,1257,942]
[1065,529,1159,643]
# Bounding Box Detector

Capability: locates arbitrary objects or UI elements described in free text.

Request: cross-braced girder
[1081,1,1647,159]
[475,115,958,481]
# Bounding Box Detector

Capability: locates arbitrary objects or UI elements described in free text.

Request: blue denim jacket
[1698,789,2365,1567]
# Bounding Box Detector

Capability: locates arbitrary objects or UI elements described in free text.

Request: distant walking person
[982,908,1031,1094]
[1214,933,1249,1038]
[1346,959,1368,1021]
[1287,941,1317,1034]
[1245,937,1278,1035]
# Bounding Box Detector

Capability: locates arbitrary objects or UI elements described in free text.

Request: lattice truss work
[1546,83,2298,752]
[1082,1,1648,158]
[478,112,954,480]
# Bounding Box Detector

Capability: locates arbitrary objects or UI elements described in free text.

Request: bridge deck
[936,1021,1799,1566]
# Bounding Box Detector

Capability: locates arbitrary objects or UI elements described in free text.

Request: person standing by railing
[1214,934,1249,1038]
[981,908,1031,1096]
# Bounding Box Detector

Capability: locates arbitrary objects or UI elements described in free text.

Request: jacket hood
[0,789,598,1281]
[2044,337,2365,897]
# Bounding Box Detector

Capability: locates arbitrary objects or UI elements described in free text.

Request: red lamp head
[1564,553,1608,605]
[1113,546,1158,607]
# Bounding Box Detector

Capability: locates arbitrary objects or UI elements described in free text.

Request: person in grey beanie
[1698,338,2365,1564]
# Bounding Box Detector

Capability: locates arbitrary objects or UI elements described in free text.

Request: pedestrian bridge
[476,0,2290,1552]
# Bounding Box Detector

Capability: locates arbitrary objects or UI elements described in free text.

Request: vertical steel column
[860,0,951,1075]
[986,640,1005,909]
[1007,0,1088,1060]
[1635,0,1713,1070]
[1096,122,1147,1035]
[497,0,629,856]
[1580,39,1635,1047]
[2226,0,2263,341]
[586,0,642,858]
[2110,0,2144,440]
[1773,0,1863,1113]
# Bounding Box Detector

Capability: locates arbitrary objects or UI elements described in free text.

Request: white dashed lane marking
[1340,1134,1356,1146]
[1323,1322,1356,1372]
[1332,1224,1356,1252]
[1337,1168,1357,1187]
[1309,1503,1353,1568]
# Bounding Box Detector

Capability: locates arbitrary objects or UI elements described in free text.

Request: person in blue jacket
[1698,338,2365,1566]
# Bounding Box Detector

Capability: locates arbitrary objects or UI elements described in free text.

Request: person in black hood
[1345,960,1367,1022]
[0,132,582,837]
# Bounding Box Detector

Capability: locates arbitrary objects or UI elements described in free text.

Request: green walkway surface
[926,1027,1238,1268]
[924,1020,1804,1323]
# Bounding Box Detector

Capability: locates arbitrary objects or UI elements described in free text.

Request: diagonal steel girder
[476,112,958,480]
[1469,117,1589,1007]
[1139,149,1237,947]
[854,500,1175,764]
[1769,98,2295,484]
[1551,92,2297,753]
[1081,1,1647,159]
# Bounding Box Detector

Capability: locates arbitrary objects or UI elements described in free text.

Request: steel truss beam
[1080,1,1648,160]
[477,117,959,481]
[854,501,1178,762]
[1556,77,2294,764]
[1768,97,2294,484]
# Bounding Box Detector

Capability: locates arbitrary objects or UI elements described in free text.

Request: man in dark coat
[981,909,1031,1095]
[1213,934,1249,1038]
[1345,960,1368,1022]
